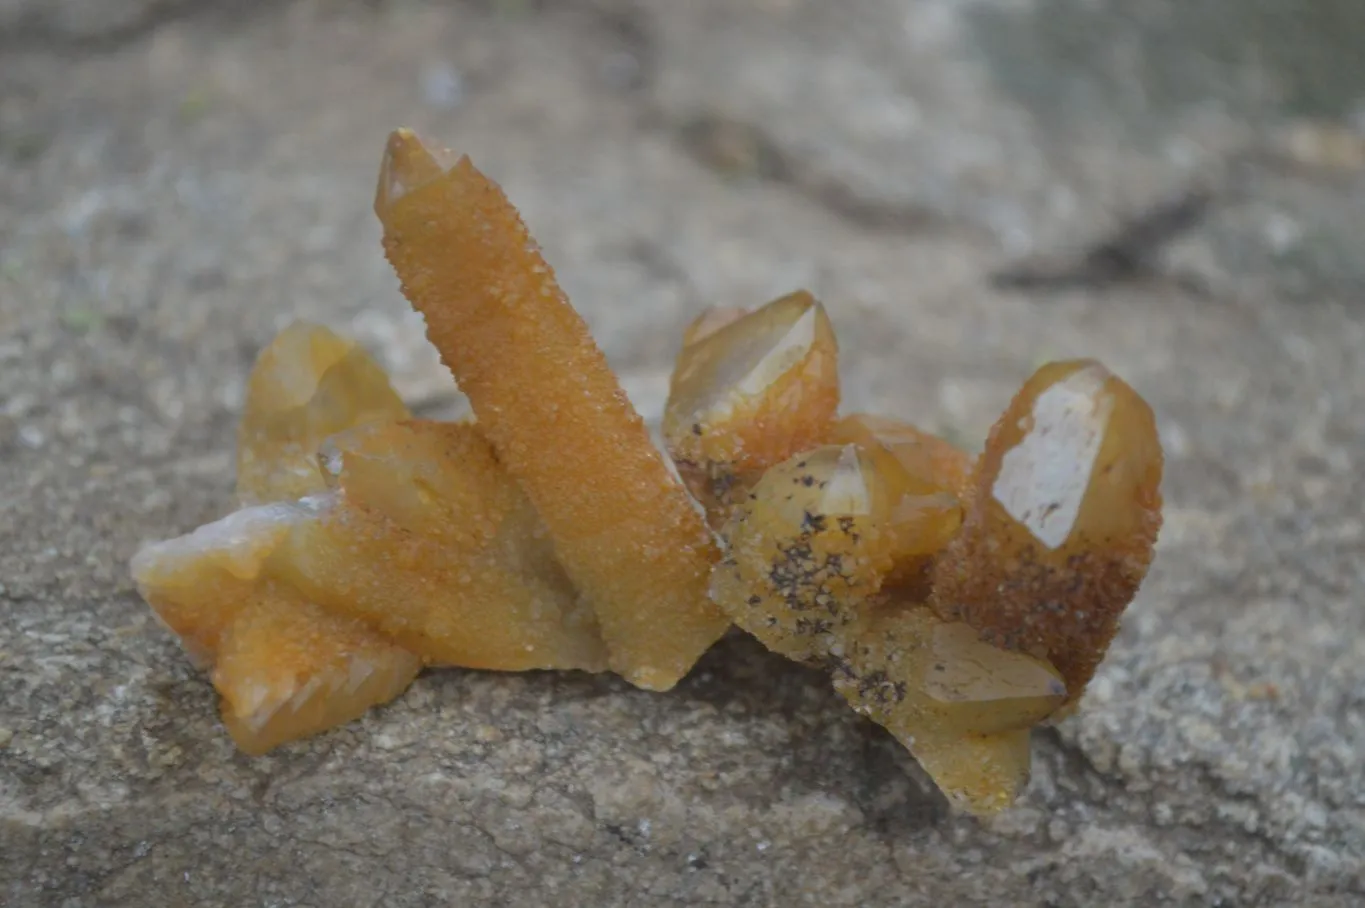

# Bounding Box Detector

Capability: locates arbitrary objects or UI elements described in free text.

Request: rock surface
[2,1,1363,905]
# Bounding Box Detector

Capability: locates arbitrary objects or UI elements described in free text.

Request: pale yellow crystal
[710,444,897,663]
[271,421,609,672]
[236,322,409,506]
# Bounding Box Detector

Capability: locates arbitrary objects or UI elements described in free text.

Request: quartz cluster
[131,129,1163,812]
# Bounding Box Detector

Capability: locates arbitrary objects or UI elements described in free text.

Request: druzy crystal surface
[130,128,1163,813]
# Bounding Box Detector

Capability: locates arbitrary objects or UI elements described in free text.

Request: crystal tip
[374,128,462,218]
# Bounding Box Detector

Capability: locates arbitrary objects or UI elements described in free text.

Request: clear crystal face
[671,295,821,425]
[921,622,1066,706]
[991,362,1112,550]
[664,291,840,526]
[929,359,1164,701]
[373,128,460,215]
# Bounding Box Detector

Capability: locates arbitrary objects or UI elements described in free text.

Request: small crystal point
[909,730,1034,816]
[680,306,749,347]
[664,291,840,524]
[667,291,833,441]
[829,414,971,586]
[236,322,408,506]
[710,444,897,662]
[212,597,422,756]
[830,413,972,497]
[374,128,462,217]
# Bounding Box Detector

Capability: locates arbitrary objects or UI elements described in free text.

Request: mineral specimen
[130,127,1163,813]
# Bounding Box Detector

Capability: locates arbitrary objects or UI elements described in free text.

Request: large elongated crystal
[374,129,727,691]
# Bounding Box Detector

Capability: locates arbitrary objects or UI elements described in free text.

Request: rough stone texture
[0,0,195,43]
[2,1,1363,905]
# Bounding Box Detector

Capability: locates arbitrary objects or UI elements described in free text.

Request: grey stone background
[2,1,1362,905]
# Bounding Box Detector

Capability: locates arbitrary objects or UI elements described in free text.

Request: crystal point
[908,730,1034,815]
[829,414,972,588]
[374,128,461,217]
[665,291,840,525]
[236,322,408,506]
[710,444,896,663]
[929,359,1164,701]
[213,594,421,756]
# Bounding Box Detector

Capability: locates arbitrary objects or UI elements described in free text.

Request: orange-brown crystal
[664,292,841,525]
[375,129,727,690]
[213,590,422,755]
[928,360,1164,700]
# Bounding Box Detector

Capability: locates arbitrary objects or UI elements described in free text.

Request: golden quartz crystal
[709,444,900,664]
[132,327,422,755]
[375,129,728,691]
[928,360,1164,702]
[130,128,1163,813]
[664,292,840,526]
